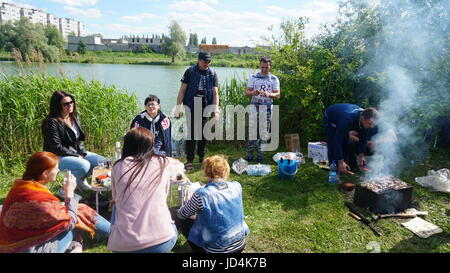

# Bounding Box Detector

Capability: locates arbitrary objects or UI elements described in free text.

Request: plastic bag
[247,164,272,176]
[232,158,248,175]
[415,168,450,193]
[171,115,186,158]
[272,152,305,165]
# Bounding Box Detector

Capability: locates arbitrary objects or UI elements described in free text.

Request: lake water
[0,62,255,113]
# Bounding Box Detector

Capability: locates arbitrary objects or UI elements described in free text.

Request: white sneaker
[77,179,92,191]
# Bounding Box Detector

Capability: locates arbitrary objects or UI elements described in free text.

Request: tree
[44,25,64,51]
[212,37,217,44]
[140,44,151,53]
[77,40,87,55]
[162,21,187,62]
[0,18,61,62]
[193,33,199,46]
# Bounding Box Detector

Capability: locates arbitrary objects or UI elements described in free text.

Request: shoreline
[1,52,259,68]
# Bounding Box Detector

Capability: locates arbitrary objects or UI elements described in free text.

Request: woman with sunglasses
[130,94,172,157]
[42,90,107,191]
[0,151,110,253]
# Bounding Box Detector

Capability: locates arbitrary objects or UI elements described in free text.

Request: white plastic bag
[415,168,450,193]
[272,152,305,164]
[247,164,272,176]
[232,158,248,175]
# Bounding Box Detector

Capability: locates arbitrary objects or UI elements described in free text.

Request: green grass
[3,144,447,253]
[0,72,448,253]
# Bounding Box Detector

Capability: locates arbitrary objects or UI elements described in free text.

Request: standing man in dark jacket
[174,52,220,170]
[323,104,379,173]
[130,94,172,157]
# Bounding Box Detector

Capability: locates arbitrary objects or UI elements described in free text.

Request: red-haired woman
[0,151,110,253]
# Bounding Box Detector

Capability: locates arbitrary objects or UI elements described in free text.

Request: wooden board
[401,217,443,238]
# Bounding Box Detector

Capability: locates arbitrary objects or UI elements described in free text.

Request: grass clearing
[1,144,449,253]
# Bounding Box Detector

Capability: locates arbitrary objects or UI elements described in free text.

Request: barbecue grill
[353,176,413,214]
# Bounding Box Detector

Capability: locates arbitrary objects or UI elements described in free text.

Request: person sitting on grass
[42,90,107,192]
[0,151,110,253]
[174,155,250,253]
[130,94,172,157]
[107,127,178,253]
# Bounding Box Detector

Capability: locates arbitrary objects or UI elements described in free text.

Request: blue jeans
[112,223,178,253]
[56,214,111,253]
[58,152,107,188]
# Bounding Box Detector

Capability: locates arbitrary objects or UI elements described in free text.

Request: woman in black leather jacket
[42,90,107,191]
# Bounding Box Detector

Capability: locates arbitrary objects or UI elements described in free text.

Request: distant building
[0,1,85,39]
[0,2,21,22]
[229,46,257,55]
[197,44,259,55]
[68,35,167,52]
[199,44,229,54]
[21,7,47,25]
[47,13,59,28]
[67,36,106,51]
[127,35,165,52]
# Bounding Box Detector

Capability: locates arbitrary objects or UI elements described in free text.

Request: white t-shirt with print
[247,72,280,105]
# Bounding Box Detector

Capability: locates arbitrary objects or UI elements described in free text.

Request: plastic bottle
[114,141,122,161]
[328,161,338,184]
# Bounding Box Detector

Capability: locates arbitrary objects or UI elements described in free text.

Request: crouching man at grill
[323,104,379,174]
[348,121,398,169]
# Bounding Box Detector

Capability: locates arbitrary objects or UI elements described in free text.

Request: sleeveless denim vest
[188,180,250,249]
[183,65,215,110]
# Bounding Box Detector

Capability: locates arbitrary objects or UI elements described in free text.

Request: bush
[0,73,139,174]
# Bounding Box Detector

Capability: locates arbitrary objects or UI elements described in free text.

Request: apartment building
[0,2,21,22]
[0,1,85,38]
[47,13,60,28]
[21,8,47,25]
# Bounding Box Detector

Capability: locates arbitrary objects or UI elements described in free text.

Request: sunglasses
[62,101,74,107]
[146,102,159,107]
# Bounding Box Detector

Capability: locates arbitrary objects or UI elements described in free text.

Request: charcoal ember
[361,176,409,193]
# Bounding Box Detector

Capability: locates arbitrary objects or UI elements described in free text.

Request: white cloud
[50,0,98,6]
[64,6,102,18]
[121,13,161,23]
[266,1,338,22]
[265,1,339,38]
[167,10,280,46]
[169,1,216,13]
[202,0,219,4]
[100,24,166,36]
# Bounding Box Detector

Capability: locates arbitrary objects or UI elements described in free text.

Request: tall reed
[0,73,139,175]
[216,74,251,148]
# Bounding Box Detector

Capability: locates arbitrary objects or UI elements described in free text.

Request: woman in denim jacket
[175,155,250,253]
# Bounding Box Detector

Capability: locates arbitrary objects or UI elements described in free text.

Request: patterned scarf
[0,180,98,253]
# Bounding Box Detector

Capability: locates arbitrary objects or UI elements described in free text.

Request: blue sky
[6,0,340,46]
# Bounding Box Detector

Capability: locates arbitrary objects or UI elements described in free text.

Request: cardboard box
[284,134,300,152]
[307,142,328,162]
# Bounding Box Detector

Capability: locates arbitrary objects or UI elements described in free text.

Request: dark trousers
[323,120,350,164]
[169,208,205,253]
[185,101,208,163]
